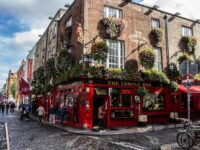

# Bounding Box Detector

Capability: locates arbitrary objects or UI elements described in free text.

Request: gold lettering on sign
[108,81,119,86]
[142,83,151,87]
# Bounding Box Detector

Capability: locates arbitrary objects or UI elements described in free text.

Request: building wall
[58,0,84,63]
[46,9,66,61]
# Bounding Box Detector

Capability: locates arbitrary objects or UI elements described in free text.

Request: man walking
[49,105,56,124]
[37,105,45,123]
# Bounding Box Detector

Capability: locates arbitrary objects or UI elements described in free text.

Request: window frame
[104,6,123,19]
[153,47,163,71]
[181,26,193,36]
[106,39,125,69]
[65,17,72,28]
[151,18,160,29]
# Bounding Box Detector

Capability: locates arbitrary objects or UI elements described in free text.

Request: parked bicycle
[177,121,200,149]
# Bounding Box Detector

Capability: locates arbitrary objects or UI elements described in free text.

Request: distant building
[6,70,17,99]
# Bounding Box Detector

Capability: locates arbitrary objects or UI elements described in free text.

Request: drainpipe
[164,15,170,66]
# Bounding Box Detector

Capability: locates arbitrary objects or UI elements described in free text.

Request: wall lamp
[48,16,53,20]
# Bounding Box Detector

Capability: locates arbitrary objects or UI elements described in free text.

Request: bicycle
[177,121,200,149]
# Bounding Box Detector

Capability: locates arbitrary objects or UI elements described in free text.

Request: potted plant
[177,53,191,64]
[136,87,148,96]
[101,17,126,39]
[125,59,138,74]
[139,48,156,69]
[90,41,108,63]
[180,36,197,55]
[149,28,163,45]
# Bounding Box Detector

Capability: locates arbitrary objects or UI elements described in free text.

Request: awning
[179,85,200,94]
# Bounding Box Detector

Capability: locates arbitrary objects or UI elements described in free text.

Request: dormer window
[104,6,122,18]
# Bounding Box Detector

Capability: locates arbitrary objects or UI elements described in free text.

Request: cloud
[141,0,199,20]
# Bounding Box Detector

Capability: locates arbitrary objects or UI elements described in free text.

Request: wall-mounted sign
[94,87,108,95]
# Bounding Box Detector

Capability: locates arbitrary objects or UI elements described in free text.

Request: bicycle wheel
[176,132,194,149]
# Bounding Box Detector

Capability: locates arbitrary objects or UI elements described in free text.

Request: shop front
[49,79,171,129]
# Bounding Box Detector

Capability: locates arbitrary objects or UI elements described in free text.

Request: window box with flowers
[149,28,163,46]
[180,36,197,55]
[101,17,126,39]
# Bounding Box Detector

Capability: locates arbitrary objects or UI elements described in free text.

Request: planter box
[138,115,147,126]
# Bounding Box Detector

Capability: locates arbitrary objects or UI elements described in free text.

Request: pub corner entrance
[92,96,106,128]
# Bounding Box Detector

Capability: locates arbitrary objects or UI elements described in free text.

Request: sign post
[180,59,196,122]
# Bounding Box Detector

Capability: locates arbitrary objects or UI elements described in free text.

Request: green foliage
[36,67,45,85]
[102,17,125,39]
[141,69,170,84]
[57,50,72,71]
[45,58,56,78]
[169,81,178,93]
[168,63,180,80]
[125,59,138,74]
[136,87,148,96]
[106,68,122,79]
[177,54,191,64]
[139,48,156,69]
[61,27,72,48]
[194,73,200,81]
[150,28,163,45]
[87,66,106,78]
[69,65,82,78]
[90,41,108,63]
[10,81,16,98]
[180,36,197,55]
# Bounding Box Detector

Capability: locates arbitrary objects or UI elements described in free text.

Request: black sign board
[0,122,9,150]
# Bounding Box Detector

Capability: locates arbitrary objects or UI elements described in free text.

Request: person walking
[37,105,45,123]
[20,104,26,120]
[6,102,9,114]
[49,105,56,124]
[58,105,65,125]
[98,105,106,131]
[1,102,5,114]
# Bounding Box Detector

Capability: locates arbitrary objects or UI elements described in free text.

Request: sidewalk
[30,114,184,136]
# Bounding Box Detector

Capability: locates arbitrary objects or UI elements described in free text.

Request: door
[93,96,106,127]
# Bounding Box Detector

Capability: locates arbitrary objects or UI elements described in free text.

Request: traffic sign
[179,60,198,76]
[182,73,194,88]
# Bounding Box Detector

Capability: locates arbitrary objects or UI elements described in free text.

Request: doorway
[93,96,106,127]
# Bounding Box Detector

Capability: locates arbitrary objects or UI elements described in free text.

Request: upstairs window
[153,47,162,71]
[65,17,72,27]
[104,6,122,18]
[106,40,124,69]
[151,19,160,29]
[182,26,192,36]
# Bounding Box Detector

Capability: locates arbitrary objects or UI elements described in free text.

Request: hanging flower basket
[168,63,180,80]
[139,48,156,69]
[136,87,148,96]
[169,81,178,93]
[101,17,126,39]
[180,36,197,55]
[149,28,163,45]
[90,41,108,63]
[106,68,122,79]
[177,53,191,64]
[125,59,138,74]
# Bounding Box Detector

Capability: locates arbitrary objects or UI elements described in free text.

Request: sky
[0,0,199,88]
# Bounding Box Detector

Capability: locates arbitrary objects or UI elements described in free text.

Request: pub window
[110,88,121,107]
[106,40,124,69]
[143,93,165,111]
[104,6,122,18]
[65,95,73,107]
[153,47,162,71]
[151,18,160,29]
[182,26,192,36]
[122,94,132,107]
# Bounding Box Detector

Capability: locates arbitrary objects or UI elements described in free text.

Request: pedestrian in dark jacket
[6,103,9,114]
[49,105,56,124]
[58,106,65,125]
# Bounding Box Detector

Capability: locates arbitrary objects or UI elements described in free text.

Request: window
[106,40,124,69]
[182,26,192,36]
[143,93,165,111]
[104,6,122,18]
[153,47,162,71]
[53,24,57,37]
[151,19,160,29]
[65,17,72,27]
[122,94,132,107]
[110,88,120,107]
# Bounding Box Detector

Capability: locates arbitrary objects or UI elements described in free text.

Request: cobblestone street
[0,111,187,150]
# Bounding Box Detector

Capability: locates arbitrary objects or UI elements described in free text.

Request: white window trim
[182,26,192,36]
[106,40,124,69]
[153,47,162,71]
[104,6,122,18]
